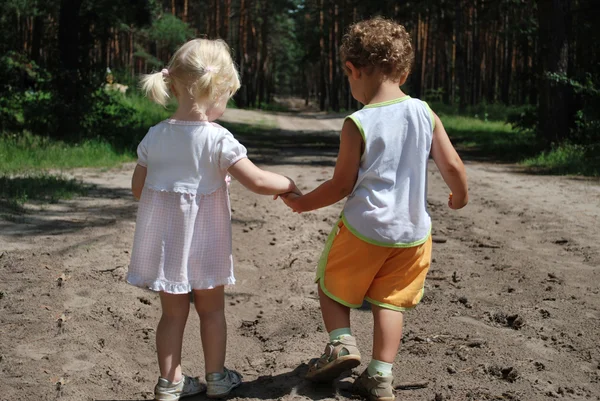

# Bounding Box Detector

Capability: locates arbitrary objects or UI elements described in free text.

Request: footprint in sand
[15,343,58,360]
[62,352,95,373]
[63,292,96,309]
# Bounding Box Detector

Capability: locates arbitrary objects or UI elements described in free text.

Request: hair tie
[205,66,215,73]
[161,68,170,77]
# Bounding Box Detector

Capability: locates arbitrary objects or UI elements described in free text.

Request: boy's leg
[350,305,401,401]
[370,305,403,374]
[193,286,226,375]
[157,292,191,382]
[306,285,361,382]
[319,285,351,334]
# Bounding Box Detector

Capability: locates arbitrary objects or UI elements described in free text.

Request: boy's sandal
[352,369,396,401]
[306,335,361,383]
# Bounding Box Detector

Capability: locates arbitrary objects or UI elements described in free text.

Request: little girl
[280,18,468,401]
[127,38,299,401]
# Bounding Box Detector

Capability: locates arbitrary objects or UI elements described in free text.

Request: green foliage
[133,45,162,68]
[506,105,538,134]
[147,14,194,53]
[429,101,527,122]
[257,102,289,112]
[441,115,537,163]
[545,72,600,97]
[0,132,132,174]
[522,143,600,176]
[80,89,172,151]
[0,52,51,132]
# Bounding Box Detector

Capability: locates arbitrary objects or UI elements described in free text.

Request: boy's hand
[448,192,468,209]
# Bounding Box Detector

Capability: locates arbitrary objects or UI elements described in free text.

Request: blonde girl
[127,39,300,401]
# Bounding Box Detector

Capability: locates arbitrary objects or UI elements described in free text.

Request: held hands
[279,192,302,213]
[273,178,303,213]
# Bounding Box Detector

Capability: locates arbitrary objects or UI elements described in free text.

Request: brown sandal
[306,335,361,382]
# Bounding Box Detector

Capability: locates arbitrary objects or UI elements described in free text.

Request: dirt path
[1,109,599,401]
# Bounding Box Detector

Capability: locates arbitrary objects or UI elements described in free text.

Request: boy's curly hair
[340,17,413,80]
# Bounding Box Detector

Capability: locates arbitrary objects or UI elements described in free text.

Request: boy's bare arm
[131,164,147,200]
[283,118,362,213]
[430,111,469,209]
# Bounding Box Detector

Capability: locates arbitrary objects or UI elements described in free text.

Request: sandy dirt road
[1,108,599,401]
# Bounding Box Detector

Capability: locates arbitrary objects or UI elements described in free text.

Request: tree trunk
[319,0,327,111]
[538,0,571,145]
[258,0,270,107]
[31,16,43,64]
[224,0,231,41]
[57,0,84,138]
[329,1,339,112]
[501,14,513,105]
[455,0,467,112]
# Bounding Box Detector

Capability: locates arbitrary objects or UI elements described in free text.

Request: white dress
[127,119,247,294]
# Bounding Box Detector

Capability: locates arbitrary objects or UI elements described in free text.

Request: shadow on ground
[186,364,354,401]
[0,179,138,236]
[219,122,339,167]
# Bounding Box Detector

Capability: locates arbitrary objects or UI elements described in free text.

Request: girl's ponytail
[141,70,169,106]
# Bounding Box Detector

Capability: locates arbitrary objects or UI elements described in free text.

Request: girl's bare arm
[131,164,147,200]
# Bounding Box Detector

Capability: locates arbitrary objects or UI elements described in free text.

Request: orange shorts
[316,221,432,311]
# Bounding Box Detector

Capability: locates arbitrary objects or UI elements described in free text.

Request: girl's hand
[273,181,302,200]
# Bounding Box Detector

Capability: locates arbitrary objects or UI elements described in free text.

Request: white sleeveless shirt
[342,96,435,247]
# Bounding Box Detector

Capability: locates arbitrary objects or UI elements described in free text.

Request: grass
[426,101,528,122]
[438,114,538,163]
[522,143,600,176]
[0,132,133,174]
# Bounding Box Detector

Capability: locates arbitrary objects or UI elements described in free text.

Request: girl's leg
[371,305,403,374]
[156,292,191,382]
[193,286,226,375]
[318,285,351,333]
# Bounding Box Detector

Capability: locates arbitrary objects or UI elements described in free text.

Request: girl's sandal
[306,335,362,382]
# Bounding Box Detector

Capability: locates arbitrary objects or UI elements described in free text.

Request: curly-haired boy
[281,17,469,401]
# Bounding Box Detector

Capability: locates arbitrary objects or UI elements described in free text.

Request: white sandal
[154,374,206,401]
[206,368,242,398]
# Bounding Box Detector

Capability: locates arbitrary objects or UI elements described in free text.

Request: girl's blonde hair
[141,39,241,108]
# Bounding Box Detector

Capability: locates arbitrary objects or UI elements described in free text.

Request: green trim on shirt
[345,115,366,141]
[341,212,431,248]
[423,101,436,130]
[363,95,411,109]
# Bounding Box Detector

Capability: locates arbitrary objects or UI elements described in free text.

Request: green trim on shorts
[365,285,425,312]
[341,213,431,248]
[363,95,411,109]
[315,218,363,309]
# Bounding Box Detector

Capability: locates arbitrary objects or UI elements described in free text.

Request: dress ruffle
[127,274,235,294]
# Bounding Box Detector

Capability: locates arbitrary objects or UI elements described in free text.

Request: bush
[0,52,51,132]
[507,105,538,134]
[522,142,600,176]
